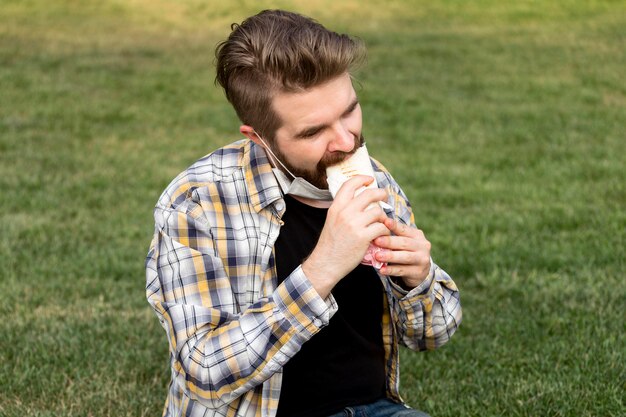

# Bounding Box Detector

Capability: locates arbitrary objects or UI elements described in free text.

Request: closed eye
[342,99,359,117]
[294,98,359,139]
[297,126,324,139]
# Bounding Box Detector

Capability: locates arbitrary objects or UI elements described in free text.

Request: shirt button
[275,201,285,212]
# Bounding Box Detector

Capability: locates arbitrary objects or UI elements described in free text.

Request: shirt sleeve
[387,260,462,351]
[145,203,338,408]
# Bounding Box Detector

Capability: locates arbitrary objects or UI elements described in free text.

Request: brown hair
[215,10,366,141]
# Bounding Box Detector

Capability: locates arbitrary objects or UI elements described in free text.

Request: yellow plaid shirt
[145,139,462,417]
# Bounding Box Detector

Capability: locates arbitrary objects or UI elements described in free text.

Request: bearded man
[146,9,462,417]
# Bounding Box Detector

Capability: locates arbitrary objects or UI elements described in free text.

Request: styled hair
[215,9,366,141]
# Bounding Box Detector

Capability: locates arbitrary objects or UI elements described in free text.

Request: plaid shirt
[146,139,462,417]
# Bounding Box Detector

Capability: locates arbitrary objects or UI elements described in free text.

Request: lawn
[0,1,624,416]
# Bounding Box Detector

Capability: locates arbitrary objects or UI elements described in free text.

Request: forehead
[271,73,357,134]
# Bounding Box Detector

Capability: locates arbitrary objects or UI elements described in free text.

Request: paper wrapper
[326,144,387,270]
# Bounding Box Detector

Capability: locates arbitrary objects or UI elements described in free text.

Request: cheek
[308,142,332,163]
[284,141,328,167]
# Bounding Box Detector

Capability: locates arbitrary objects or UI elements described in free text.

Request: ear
[240,125,262,145]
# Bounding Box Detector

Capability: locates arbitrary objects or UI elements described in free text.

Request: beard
[270,134,365,189]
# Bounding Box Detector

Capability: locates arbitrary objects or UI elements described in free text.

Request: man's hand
[373,218,432,289]
[302,176,389,298]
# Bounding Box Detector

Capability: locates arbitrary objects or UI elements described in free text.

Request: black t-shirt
[274,195,386,417]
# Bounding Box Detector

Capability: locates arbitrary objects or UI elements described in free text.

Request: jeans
[326,398,431,417]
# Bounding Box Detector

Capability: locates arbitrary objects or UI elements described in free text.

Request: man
[146,9,461,417]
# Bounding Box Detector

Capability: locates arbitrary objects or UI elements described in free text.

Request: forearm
[148,251,336,406]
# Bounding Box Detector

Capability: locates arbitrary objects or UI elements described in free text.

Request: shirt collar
[240,140,284,213]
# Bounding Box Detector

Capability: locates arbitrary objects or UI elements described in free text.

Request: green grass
[1,1,624,416]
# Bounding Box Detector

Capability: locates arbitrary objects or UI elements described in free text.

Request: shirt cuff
[273,265,338,340]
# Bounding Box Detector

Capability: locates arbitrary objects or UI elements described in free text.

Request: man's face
[267,73,363,189]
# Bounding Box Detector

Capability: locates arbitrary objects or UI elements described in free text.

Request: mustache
[318,134,364,169]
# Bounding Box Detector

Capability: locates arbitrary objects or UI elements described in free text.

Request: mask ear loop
[253,132,298,180]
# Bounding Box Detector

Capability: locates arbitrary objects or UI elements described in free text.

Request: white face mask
[254,132,333,201]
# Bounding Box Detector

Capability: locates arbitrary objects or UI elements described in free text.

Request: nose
[327,123,356,153]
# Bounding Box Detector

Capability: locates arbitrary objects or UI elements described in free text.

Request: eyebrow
[294,98,360,139]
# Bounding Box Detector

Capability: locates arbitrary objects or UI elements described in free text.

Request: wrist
[301,254,338,299]
[396,257,434,290]
[401,276,425,289]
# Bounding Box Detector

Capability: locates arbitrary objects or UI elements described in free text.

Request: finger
[333,175,376,205]
[363,222,391,242]
[383,218,420,238]
[379,264,423,278]
[359,205,388,227]
[374,235,418,251]
[375,249,418,265]
[350,187,388,211]
[379,264,431,281]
